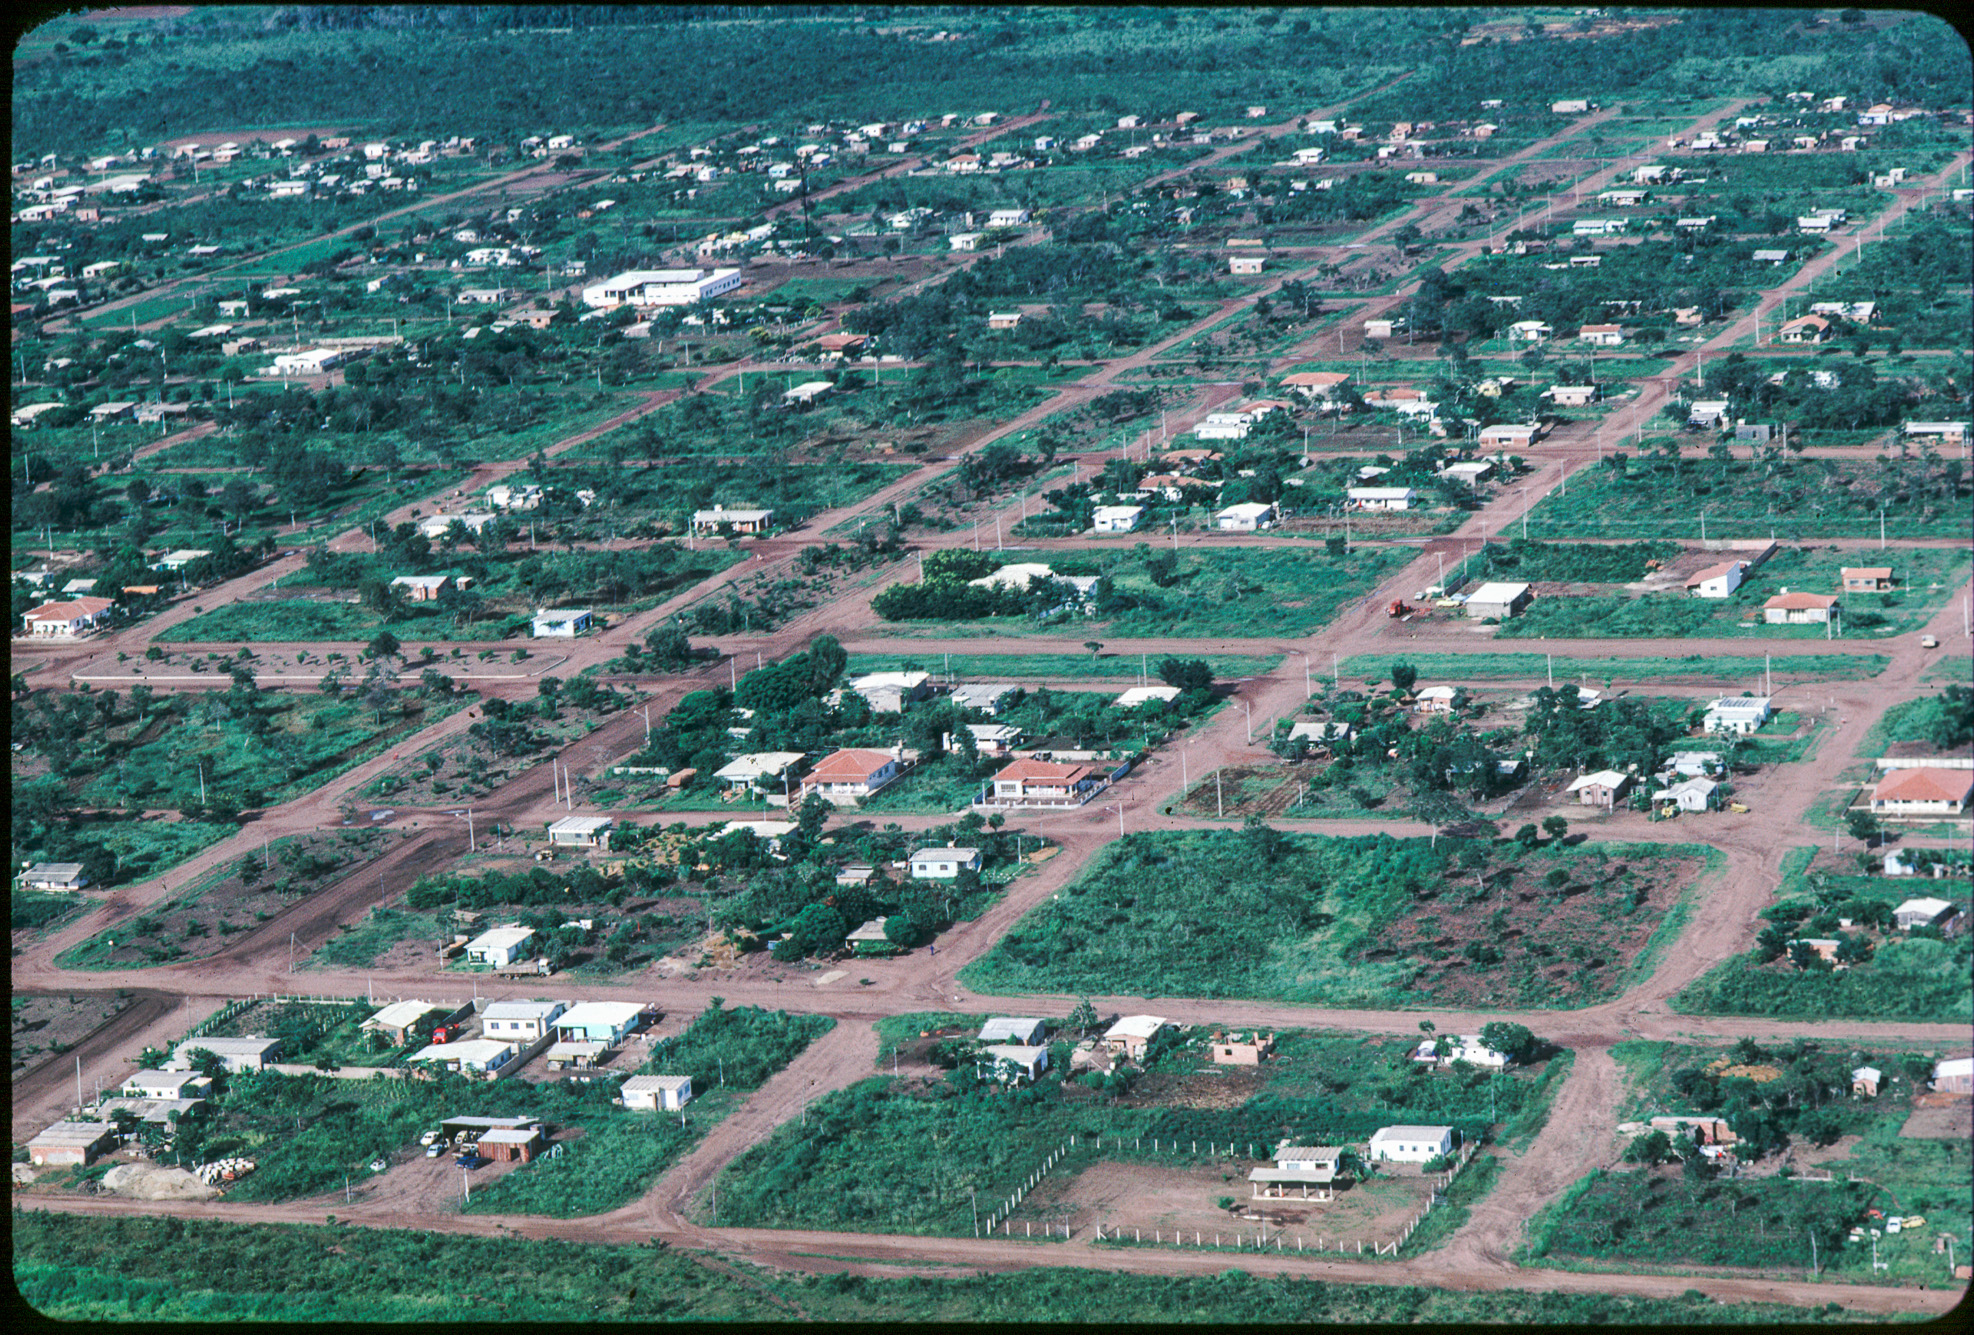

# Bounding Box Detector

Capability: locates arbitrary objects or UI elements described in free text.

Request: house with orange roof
[980,757,1106,809]
[1869,768,1973,817]
[1762,590,1839,624]
[798,747,905,805]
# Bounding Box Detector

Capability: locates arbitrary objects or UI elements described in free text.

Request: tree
[1390,660,1419,692]
[1844,811,1880,846]
[366,629,401,661]
[1083,640,1103,661]
[643,623,694,670]
[1479,1021,1537,1064]
[1512,823,1541,850]
[1067,998,1100,1037]
[1541,815,1569,841]
[1624,1129,1673,1165]
[1154,657,1214,693]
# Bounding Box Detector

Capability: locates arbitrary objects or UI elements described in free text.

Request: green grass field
[846,652,1285,682]
[1336,652,1887,684]
[960,829,1711,1010]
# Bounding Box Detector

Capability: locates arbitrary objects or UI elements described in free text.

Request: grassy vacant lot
[1523,456,1969,540]
[877,546,1411,640]
[960,829,1710,1010]
[12,1213,1860,1325]
[53,831,399,972]
[1675,847,1971,1022]
[1495,546,1969,641]
[1529,1037,1970,1288]
[185,1004,830,1212]
[10,891,86,936]
[1860,691,1972,756]
[714,1021,1569,1239]
[847,652,1285,682]
[1335,652,1887,684]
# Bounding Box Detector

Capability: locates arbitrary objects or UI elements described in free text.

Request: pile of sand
[101,1163,218,1200]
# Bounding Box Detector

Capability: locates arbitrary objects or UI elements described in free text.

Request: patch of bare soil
[11,993,134,1075]
[1014,1158,1431,1248]
[1899,1095,1972,1141]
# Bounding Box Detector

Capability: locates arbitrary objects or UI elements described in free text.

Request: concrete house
[1652,777,1720,812]
[407,1038,515,1076]
[1462,582,1533,619]
[480,999,568,1041]
[1686,560,1748,598]
[1228,254,1266,275]
[1215,502,1278,531]
[1347,487,1418,511]
[1762,591,1839,624]
[1840,566,1893,592]
[1103,1015,1170,1061]
[554,1001,647,1047]
[1852,1066,1882,1098]
[1567,769,1633,809]
[1893,896,1962,933]
[1412,1035,1509,1069]
[713,751,806,795]
[360,1001,446,1046]
[949,683,1019,715]
[978,1017,1050,1046]
[168,1037,283,1074]
[1777,315,1832,343]
[547,815,614,848]
[691,505,774,535]
[28,1120,119,1167]
[464,925,537,970]
[120,1069,214,1101]
[1703,696,1772,734]
[908,847,982,879]
[983,757,1103,808]
[1091,505,1146,533]
[1870,768,1973,817]
[620,1074,694,1112]
[845,671,933,714]
[1249,1144,1339,1200]
[17,863,89,891]
[1578,324,1625,346]
[1931,1057,1973,1094]
[390,574,453,602]
[531,608,596,638]
[1368,1124,1455,1163]
[22,597,116,638]
[1478,422,1540,449]
[799,748,904,804]
[1210,1032,1276,1065]
[1507,320,1553,342]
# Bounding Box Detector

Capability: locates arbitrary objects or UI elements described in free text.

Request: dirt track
[11,89,1972,1316]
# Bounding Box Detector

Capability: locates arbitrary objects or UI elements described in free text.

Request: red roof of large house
[1872,768,1973,804]
[993,758,1094,785]
[24,597,115,621]
[804,749,898,783]
[1765,592,1840,610]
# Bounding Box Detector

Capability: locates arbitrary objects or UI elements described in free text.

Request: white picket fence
[981,1134,1078,1237]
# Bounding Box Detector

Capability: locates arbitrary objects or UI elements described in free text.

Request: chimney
[1779,587,1788,595]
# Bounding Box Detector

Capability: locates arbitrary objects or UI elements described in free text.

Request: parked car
[418,1130,441,1146]
[455,1153,484,1169]
[425,1142,447,1157]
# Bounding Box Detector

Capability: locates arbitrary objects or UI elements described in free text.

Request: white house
[1652,777,1720,812]
[21,598,116,638]
[620,1074,694,1112]
[1702,697,1772,734]
[407,1038,515,1076]
[714,751,807,794]
[1892,897,1961,933]
[167,1037,283,1074]
[1412,1035,1509,1069]
[979,1044,1049,1084]
[17,863,89,891]
[554,1001,647,1047]
[1567,769,1633,809]
[546,815,614,847]
[691,505,775,535]
[1115,685,1181,710]
[844,670,932,714]
[1686,561,1747,598]
[581,268,744,308]
[908,847,983,879]
[1347,486,1417,510]
[1368,1124,1455,1163]
[1506,320,1553,343]
[464,925,536,970]
[1463,582,1534,619]
[1091,505,1146,533]
[1103,1015,1170,1060]
[1195,411,1256,441]
[531,608,595,638]
[799,748,904,804]
[120,1069,213,1101]
[480,999,568,1041]
[1215,501,1277,531]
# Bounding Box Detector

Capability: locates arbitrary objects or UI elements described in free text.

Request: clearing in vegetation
[1675,846,1971,1022]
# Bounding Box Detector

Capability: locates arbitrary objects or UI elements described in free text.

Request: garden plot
[53,831,402,972]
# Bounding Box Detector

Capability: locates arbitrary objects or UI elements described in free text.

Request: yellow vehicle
[1729,802,1749,813]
